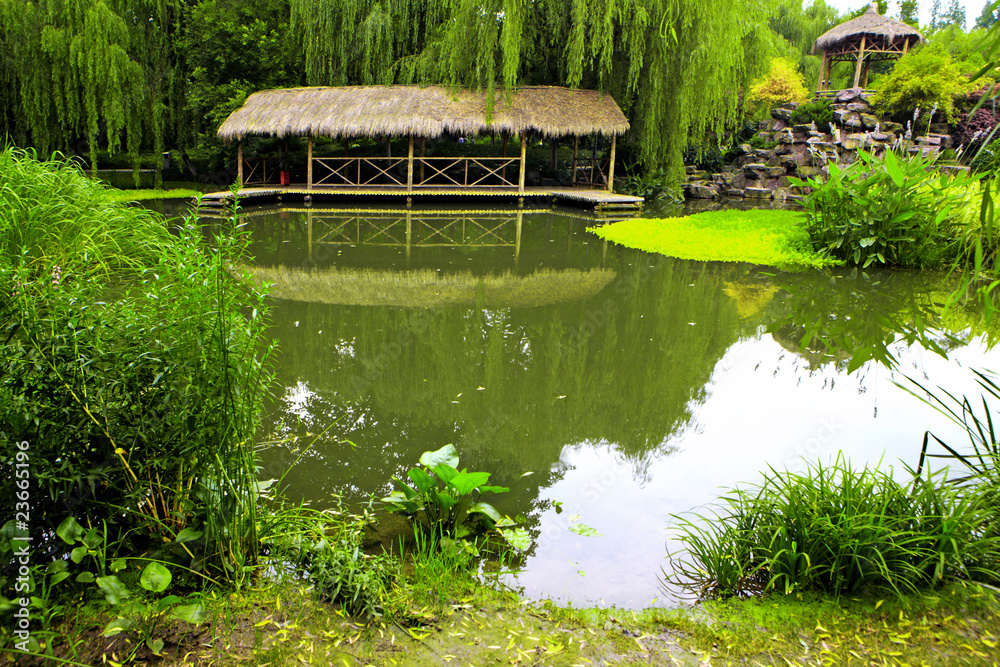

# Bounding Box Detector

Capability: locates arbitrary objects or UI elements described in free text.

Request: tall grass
[668,455,1000,599]
[0,148,271,584]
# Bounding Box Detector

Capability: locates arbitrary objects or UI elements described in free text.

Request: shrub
[789,98,834,127]
[748,58,811,116]
[870,45,970,123]
[0,148,272,582]
[668,455,1000,598]
[958,108,1000,152]
[789,148,982,268]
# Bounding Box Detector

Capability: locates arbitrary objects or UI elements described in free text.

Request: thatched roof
[218,85,629,141]
[812,3,923,54]
[242,265,618,308]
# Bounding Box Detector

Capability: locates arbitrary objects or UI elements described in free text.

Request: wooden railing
[309,211,520,247]
[242,157,280,185]
[572,156,610,188]
[310,156,522,189]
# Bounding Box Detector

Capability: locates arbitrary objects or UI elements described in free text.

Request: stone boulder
[687,183,719,199]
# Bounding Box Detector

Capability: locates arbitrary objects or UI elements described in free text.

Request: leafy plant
[789,98,833,127]
[790,148,982,268]
[382,445,510,542]
[618,167,679,201]
[870,44,970,123]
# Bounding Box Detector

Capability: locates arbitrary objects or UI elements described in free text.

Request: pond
[227,202,997,609]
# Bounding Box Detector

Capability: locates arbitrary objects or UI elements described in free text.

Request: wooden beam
[307,133,313,190]
[420,137,426,183]
[853,35,866,89]
[237,140,243,185]
[817,52,826,91]
[572,136,578,185]
[518,134,527,193]
[407,135,414,192]
[607,134,617,193]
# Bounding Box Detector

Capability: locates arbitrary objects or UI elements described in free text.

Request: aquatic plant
[790,148,982,268]
[588,209,833,270]
[382,444,510,543]
[667,455,1000,599]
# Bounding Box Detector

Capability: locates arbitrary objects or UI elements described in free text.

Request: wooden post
[420,137,426,183]
[902,37,909,56]
[237,140,243,186]
[572,136,578,185]
[407,135,414,192]
[817,53,827,91]
[852,35,866,89]
[607,134,617,193]
[518,134,527,193]
[501,133,508,183]
[307,133,313,190]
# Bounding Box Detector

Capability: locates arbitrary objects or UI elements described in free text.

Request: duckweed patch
[100,188,201,203]
[589,209,836,269]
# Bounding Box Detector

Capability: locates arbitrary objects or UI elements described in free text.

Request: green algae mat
[589,209,836,270]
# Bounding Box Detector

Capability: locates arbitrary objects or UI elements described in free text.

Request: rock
[732,173,747,189]
[738,143,753,155]
[687,183,719,199]
[870,132,890,142]
[684,165,696,175]
[837,87,864,102]
[745,187,772,199]
[771,107,793,121]
[792,123,813,133]
[752,149,776,161]
[774,187,792,201]
[847,102,870,112]
[797,166,821,178]
[772,119,789,131]
[860,114,881,130]
[690,169,709,179]
[767,166,786,177]
[930,123,950,135]
[780,153,806,169]
[727,188,745,197]
[882,121,904,134]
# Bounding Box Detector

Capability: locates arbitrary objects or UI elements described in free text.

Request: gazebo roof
[217,85,630,141]
[812,3,923,54]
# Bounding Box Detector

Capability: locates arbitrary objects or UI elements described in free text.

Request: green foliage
[289,0,775,182]
[870,45,970,123]
[0,148,272,582]
[790,148,982,268]
[748,57,811,117]
[588,209,834,269]
[618,167,679,201]
[382,445,510,542]
[668,455,1000,598]
[789,98,833,127]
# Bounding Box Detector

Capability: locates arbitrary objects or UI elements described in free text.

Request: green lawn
[590,209,837,269]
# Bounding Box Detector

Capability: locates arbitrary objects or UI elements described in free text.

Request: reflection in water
[241,205,994,608]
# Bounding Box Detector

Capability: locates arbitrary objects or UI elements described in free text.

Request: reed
[668,455,1000,599]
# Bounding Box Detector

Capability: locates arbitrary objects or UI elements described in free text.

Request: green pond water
[225,202,996,608]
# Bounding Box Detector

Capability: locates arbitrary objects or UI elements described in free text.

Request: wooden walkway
[196,185,643,213]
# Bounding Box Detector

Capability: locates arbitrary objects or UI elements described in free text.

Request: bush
[789,98,834,128]
[789,148,982,268]
[0,148,272,581]
[748,58,811,117]
[870,45,970,123]
[669,455,1000,598]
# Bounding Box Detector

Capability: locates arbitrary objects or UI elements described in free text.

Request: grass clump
[589,209,835,269]
[668,454,1000,599]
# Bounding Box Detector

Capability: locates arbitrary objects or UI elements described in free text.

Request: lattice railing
[309,156,521,188]
[242,158,280,185]
[572,157,610,187]
[310,212,518,247]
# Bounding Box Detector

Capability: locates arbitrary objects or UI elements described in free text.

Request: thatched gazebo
[217,85,630,193]
[812,3,923,92]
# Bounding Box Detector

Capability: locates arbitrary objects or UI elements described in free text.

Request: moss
[100,188,201,203]
[589,209,836,270]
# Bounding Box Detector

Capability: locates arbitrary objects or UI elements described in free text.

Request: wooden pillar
[407,135,414,192]
[572,136,578,185]
[607,134,617,193]
[852,35,867,89]
[237,140,243,185]
[307,133,313,190]
[420,137,426,183]
[817,53,827,92]
[515,210,523,266]
[518,133,527,193]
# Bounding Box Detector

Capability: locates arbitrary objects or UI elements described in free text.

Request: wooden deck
[197,185,643,213]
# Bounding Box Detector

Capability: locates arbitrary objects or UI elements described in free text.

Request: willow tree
[0,0,173,180]
[290,0,774,182]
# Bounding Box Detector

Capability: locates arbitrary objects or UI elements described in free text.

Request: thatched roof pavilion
[812,3,923,91]
[218,85,629,141]
[218,85,629,193]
